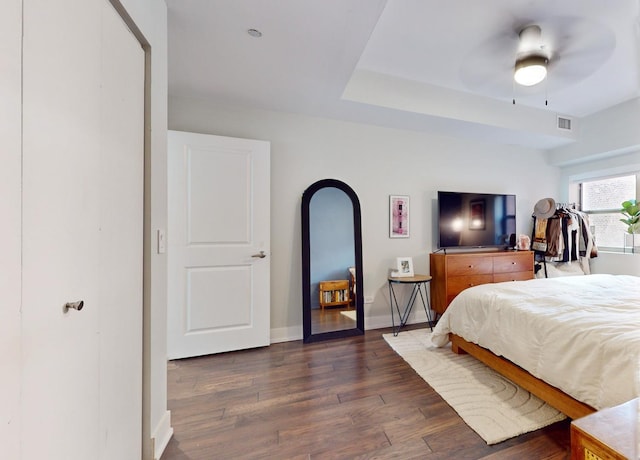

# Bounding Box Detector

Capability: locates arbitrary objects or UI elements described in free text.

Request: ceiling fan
[513,25,548,86]
[458,15,616,100]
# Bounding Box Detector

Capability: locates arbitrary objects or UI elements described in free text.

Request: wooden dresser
[429,250,534,314]
[570,398,637,460]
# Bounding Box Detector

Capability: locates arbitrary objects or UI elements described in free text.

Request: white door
[21,0,144,458]
[167,130,270,359]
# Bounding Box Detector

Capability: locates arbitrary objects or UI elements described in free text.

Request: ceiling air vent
[557,116,572,131]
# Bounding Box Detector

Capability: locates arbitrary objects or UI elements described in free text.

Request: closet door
[0,0,23,458]
[21,0,144,458]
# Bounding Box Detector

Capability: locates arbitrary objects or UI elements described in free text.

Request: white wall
[590,253,640,275]
[169,96,561,338]
[0,1,23,457]
[548,97,640,167]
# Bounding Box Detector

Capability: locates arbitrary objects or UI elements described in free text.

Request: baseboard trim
[367,309,430,329]
[152,410,173,460]
[270,325,302,343]
[269,310,430,344]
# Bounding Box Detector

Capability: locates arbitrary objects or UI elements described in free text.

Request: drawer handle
[512,262,516,265]
[468,265,473,268]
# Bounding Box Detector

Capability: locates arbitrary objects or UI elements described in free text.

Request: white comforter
[431,274,640,410]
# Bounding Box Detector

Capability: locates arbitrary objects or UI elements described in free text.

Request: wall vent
[557,116,572,131]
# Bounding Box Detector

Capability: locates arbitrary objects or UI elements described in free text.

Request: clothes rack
[531,202,597,278]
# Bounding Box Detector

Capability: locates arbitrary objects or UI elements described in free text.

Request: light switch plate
[157,229,166,254]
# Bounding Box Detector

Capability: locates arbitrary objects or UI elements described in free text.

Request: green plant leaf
[621,198,640,233]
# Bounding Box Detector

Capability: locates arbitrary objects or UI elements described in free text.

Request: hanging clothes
[531,200,597,277]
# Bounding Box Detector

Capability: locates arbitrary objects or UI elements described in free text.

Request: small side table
[388,274,433,336]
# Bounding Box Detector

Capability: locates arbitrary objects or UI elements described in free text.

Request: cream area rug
[383,329,566,445]
[340,309,356,320]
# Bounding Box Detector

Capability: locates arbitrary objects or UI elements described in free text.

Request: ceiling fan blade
[541,16,616,61]
[545,19,615,89]
[458,31,519,95]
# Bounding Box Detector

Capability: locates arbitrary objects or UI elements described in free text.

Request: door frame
[104,1,161,457]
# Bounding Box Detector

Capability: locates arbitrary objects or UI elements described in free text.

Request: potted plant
[620,199,640,234]
[620,199,640,253]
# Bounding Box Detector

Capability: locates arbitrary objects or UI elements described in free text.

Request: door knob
[251,251,266,259]
[64,300,84,313]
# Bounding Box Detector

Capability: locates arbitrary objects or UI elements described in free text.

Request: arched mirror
[302,179,364,343]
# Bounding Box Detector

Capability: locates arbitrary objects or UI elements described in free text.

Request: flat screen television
[437,191,516,249]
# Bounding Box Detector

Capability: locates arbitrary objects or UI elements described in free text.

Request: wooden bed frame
[450,333,596,420]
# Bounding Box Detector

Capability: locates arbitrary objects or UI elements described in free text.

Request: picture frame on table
[394,256,414,277]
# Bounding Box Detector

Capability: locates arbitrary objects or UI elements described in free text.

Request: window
[580,174,638,251]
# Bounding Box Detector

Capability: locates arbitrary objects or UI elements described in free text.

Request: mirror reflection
[310,187,355,334]
[302,179,363,343]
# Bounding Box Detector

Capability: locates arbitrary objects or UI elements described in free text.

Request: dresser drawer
[493,253,532,273]
[446,274,493,302]
[493,271,533,283]
[430,251,534,315]
[446,256,493,276]
[319,280,348,291]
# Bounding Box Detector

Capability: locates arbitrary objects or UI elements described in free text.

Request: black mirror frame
[302,178,364,343]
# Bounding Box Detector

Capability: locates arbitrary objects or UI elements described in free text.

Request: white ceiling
[167,0,640,150]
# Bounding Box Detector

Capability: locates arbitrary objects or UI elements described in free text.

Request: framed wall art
[389,195,410,238]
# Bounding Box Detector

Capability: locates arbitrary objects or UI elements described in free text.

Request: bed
[430,274,640,419]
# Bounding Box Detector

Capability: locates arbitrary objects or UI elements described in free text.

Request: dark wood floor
[162,324,571,459]
[311,306,356,334]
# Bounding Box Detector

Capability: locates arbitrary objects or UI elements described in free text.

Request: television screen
[438,191,516,249]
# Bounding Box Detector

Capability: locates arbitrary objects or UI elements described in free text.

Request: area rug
[383,329,566,444]
[339,309,356,320]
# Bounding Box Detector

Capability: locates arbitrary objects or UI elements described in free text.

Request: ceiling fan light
[514,55,548,86]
